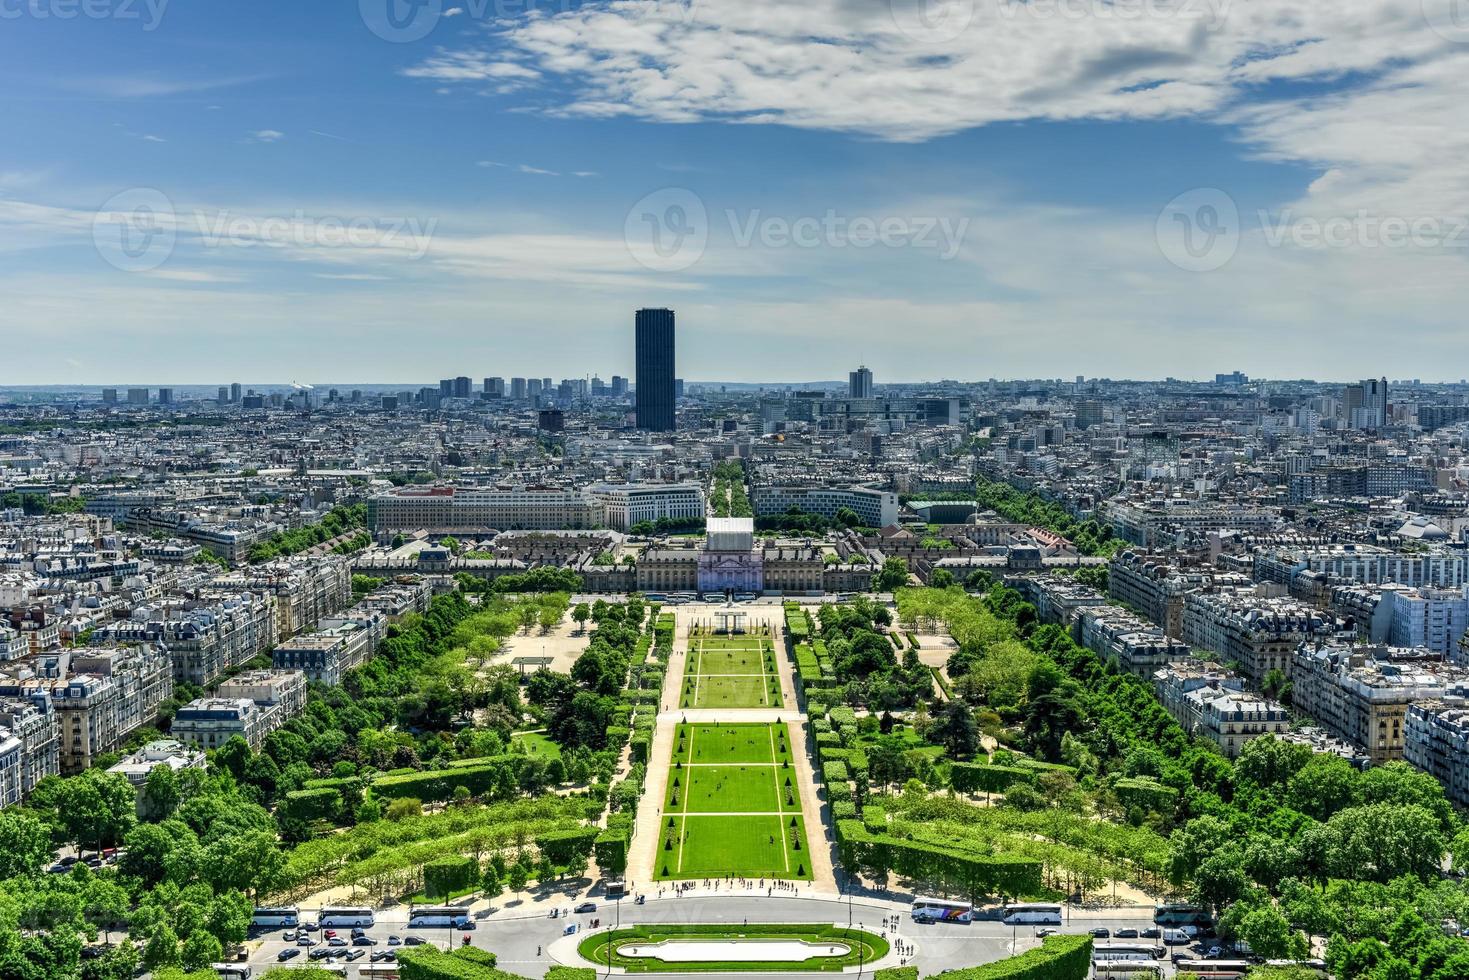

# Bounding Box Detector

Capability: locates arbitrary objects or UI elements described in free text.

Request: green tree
[871,557,910,592]
[0,810,53,879]
[930,699,980,759]
[60,769,136,856]
[142,925,182,971]
[180,930,223,971]
[83,879,132,945]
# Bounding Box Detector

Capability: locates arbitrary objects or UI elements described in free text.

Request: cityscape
[5,4,1469,980]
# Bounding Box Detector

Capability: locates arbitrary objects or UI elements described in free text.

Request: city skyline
[3,2,1467,382]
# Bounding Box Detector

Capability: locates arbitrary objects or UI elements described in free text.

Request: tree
[142,925,181,971]
[60,769,136,856]
[871,557,910,592]
[386,797,423,821]
[0,810,53,879]
[508,862,529,898]
[142,764,181,818]
[180,930,223,971]
[83,879,131,944]
[482,867,504,906]
[573,603,591,632]
[929,568,956,589]
[835,506,861,528]
[931,699,980,759]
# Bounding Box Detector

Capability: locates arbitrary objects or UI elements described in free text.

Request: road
[246,894,1210,977]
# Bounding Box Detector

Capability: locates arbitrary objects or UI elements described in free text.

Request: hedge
[876,969,918,980]
[1113,776,1179,811]
[545,969,596,980]
[823,761,851,784]
[398,945,524,980]
[373,756,525,802]
[831,800,859,821]
[595,828,630,876]
[929,936,1091,980]
[535,826,600,866]
[423,855,477,900]
[950,763,1033,796]
[280,787,341,824]
[835,820,1041,898]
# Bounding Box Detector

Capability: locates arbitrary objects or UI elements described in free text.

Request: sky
[1,0,1467,385]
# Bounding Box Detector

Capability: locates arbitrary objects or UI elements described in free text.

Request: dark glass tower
[635,308,676,431]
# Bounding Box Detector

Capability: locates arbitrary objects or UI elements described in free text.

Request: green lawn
[696,636,775,651]
[682,640,783,709]
[669,764,800,813]
[511,731,562,760]
[672,723,790,764]
[695,648,770,675]
[657,814,813,880]
[578,924,887,972]
[684,675,780,709]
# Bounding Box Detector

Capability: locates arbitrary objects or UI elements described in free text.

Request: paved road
[246,894,1206,977]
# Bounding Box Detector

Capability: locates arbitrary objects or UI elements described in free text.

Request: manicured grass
[671,723,790,765]
[696,636,775,651]
[695,649,770,675]
[684,675,780,709]
[669,764,800,813]
[578,924,887,972]
[681,639,783,709]
[657,814,813,880]
[512,731,562,760]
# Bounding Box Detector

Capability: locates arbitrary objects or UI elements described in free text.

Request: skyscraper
[510,377,527,400]
[453,376,472,399]
[230,382,242,403]
[849,365,874,399]
[611,375,628,397]
[635,308,676,431]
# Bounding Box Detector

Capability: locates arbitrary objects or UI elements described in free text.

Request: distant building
[635,308,676,431]
[589,483,705,531]
[751,485,898,529]
[849,366,874,399]
[127,388,149,405]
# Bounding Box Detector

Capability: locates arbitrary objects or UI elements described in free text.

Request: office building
[453,376,472,399]
[849,366,874,399]
[127,388,149,405]
[485,377,505,399]
[101,388,118,404]
[230,382,242,403]
[588,483,706,531]
[157,388,173,405]
[635,308,676,431]
[511,377,527,400]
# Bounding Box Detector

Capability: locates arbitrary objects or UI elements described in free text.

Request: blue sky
[2,0,1466,384]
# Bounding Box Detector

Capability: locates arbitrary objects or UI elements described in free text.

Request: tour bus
[407,906,473,929]
[1173,960,1252,979]
[1001,902,1063,926]
[1092,942,1165,962]
[1092,962,1163,980]
[251,907,301,928]
[910,896,974,923]
[1263,961,1327,978]
[212,966,252,980]
[1153,904,1212,928]
[317,907,376,928]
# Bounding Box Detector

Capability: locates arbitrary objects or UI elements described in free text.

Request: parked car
[387,936,401,946]
[323,929,337,939]
[344,949,365,961]
[1115,928,1139,939]
[404,937,426,946]
[575,902,597,913]
[354,936,377,946]
[327,937,347,947]
[1036,929,1058,938]
[371,951,397,963]
[1140,927,1162,939]
[297,936,315,947]
[1090,927,1111,938]
[282,931,297,942]
[277,949,301,962]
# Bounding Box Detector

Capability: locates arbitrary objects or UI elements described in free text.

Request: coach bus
[910,896,973,923]
[1262,961,1327,977]
[357,967,402,980]
[211,966,252,980]
[1001,902,1062,926]
[407,906,473,929]
[251,907,300,928]
[1092,962,1163,980]
[317,907,375,928]
[1173,960,1252,979]
[1092,942,1164,962]
[1153,903,1211,928]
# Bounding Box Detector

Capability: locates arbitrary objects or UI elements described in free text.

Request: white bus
[317,907,375,928]
[1174,961,1252,979]
[407,905,473,929]
[1092,943,1164,962]
[251,906,300,928]
[358,966,402,980]
[1001,902,1062,926]
[910,896,973,923]
[1093,963,1163,980]
[212,966,252,980]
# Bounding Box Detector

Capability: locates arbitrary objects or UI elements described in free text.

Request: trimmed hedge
[835,820,1041,897]
[423,855,477,900]
[536,826,600,866]
[398,945,522,980]
[280,787,341,824]
[1113,776,1179,811]
[373,756,525,802]
[929,936,1091,980]
[950,763,1033,796]
[545,969,596,980]
[875,969,918,980]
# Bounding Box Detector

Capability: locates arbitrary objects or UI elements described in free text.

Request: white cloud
[249,129,286,143]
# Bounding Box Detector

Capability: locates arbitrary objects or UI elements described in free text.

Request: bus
[407,906,473,929]
[1001,902,1062,926]
[357,967,402,980]
[1263,961,1327,978]
[1092,943,1164,962]
[1173,961,1251,979]
[1093,963,1163,980]
[910,897,973,923]
[605,879,627,900]
[1153,904,1211,928]
[317,907,375,928]
[212,966,252,980]
[251,907,300,928]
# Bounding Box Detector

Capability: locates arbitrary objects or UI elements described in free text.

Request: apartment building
[171,698,266,751]
[1404,698,1469,808]
[271,610,385,685]
[212,558,351,639]
[1255,546,1469,591]
[1149,659,1292,758]
[1291,643,1468,764]
[0,695,59,794]
[1110,500,1280,548]
[750,485,899,529]
[587,482,705,531]
[216,669,306,733]
[1183,591,1337,686]
[1078,604,1192,678]
[1383,587,1469,658]
[51,648,173,772]
[91,592,279,686]
[1108,551,1249,638]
